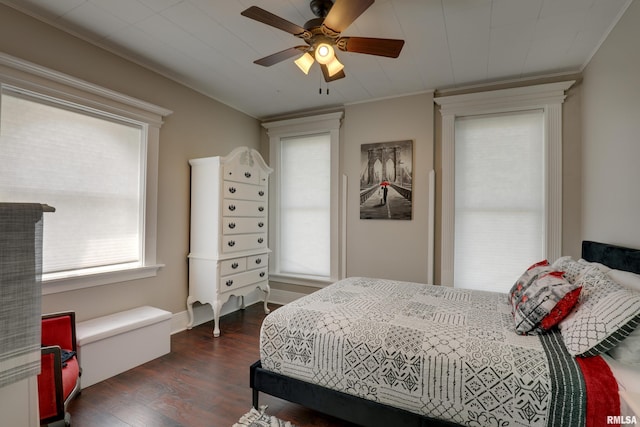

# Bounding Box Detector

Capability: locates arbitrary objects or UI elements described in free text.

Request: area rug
[233,405,298,427]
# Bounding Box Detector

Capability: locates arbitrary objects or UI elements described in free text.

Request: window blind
[454,110,544,292]
[279,133,331,277]
[0,90,144,276]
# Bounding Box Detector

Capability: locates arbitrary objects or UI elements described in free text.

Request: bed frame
[250,360,460,427]
[250,240,640,427]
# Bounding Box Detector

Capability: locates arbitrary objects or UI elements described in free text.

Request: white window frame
[0,53,172,295]
[263,111,343,287]
[435,81,574,286]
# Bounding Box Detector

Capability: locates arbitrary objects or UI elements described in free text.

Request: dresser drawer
[220,267,268,292]
[223,163,259,185]
[223,217,266,235]
[247,253,268,270]
[223,181,267,202]
[223,199,266,217]
[220,257,247,276]
[222,233,267,253]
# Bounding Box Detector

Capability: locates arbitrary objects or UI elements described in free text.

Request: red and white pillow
[508,260,552,306]
[509,261,582,335]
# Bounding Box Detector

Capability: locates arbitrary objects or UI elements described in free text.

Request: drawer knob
[228,204,236,211]
[226,279,233,287]
[260,272,266,278]
[258,206,264,212]
[228,240,235,247]
[258,222,264,228]
[231,262,239,269]
[255,258,262,264]
[229,222,236,229]
[258,190,265,197]
[257,238,264,244]
[229,187,236,193]
[244,172,252,178]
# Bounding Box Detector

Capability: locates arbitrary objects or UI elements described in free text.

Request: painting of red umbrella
[359,140,413,220]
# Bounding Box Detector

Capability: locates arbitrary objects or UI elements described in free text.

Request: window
[454,110,544,292]
[263,112,342,285]
[435,81,574,292]
[0,53,171,294]
[1,89,144,275]
[279,133,331,277]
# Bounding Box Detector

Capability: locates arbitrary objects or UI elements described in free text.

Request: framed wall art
[359,140,413,220]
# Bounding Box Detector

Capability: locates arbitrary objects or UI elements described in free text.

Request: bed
[250,241,640,426]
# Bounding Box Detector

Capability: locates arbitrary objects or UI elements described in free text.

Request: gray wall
[581,0,640,249]
[343,93,434,283]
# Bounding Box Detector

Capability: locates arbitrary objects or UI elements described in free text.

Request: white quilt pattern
[260,277,563,426]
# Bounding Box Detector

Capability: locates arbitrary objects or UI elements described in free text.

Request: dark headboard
[581,241,640,275]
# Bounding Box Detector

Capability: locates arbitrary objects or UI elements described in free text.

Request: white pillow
[551,256,593,283]
[608,326,640,365]
[608,269,640,292]
[578,258,611,274]
[605,269,640,365]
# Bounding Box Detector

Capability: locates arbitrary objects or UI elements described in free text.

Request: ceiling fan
[241,0,405,82]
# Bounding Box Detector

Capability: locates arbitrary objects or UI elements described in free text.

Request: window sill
[42,264,164,295]
[268,273,335,289]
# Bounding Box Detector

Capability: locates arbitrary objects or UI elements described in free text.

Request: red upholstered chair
[38,311,81,426]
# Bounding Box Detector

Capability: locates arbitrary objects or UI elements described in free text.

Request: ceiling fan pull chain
[317,74,330,95]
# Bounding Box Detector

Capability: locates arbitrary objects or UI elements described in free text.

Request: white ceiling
[1,0,632,119]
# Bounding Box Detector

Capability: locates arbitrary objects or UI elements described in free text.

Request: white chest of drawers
[187,147,272,337]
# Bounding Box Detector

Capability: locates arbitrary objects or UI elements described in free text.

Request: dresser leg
[261,284,271,314]
[213,300,223,337]
[186,295,196,329]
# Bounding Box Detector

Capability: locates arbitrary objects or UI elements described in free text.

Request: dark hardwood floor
[67,303,357,427]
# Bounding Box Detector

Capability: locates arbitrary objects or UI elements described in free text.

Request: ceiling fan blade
[254,46,308,67]
[241,6,307,37]
[339,37,405,58]
[320,64,346,82]
[322,0,374,34]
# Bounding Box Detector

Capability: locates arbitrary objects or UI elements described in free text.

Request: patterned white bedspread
[260,277,586,427]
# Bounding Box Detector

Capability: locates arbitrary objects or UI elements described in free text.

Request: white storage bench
[76,306,172,387]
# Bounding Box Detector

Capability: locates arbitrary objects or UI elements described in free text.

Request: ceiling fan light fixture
[294,52,315,74]
[326,56,344,77]
[242,1,405,83]
[315,43,335,64]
